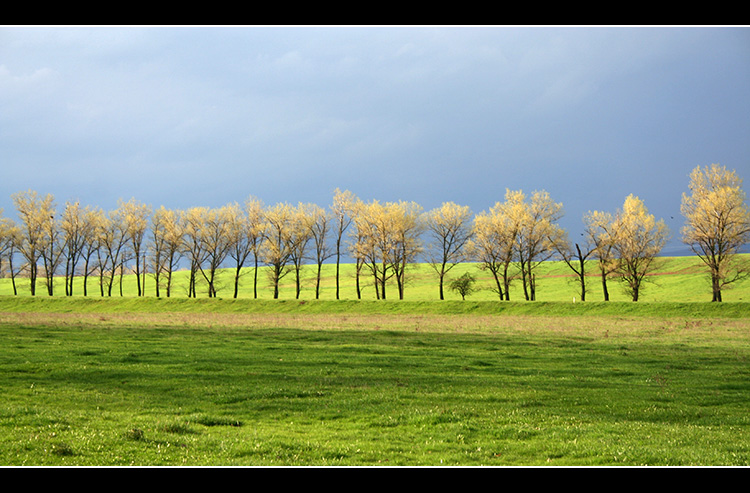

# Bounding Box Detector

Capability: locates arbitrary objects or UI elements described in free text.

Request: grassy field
[0,297,749,465]
[1,256,749,466]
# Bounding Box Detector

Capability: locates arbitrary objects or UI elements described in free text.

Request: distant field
[1,255,748,303]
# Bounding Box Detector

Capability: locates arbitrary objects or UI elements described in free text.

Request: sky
[1,25,749,256]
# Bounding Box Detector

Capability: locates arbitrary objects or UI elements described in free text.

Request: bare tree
[79,207,105,297]
[551,230,595,302]
[583,210,619,301]
[182,207,208,298]
[425,202,473,300]
[306,203,334,299]
[99,207,130,297]
[331,188,356,299]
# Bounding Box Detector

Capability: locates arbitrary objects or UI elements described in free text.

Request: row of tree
[0,164,747,302]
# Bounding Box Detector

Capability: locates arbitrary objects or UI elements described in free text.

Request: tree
[226,202,253,299]
[119,198,152,297]
[306,203,334,299]
[514,190,565,301]
[350,200,394,300]
[80,207,106,297]
[12,190,57,296]
[468,196,521,301]
[347,197,369,299]
[195,206,233,298]
[224,199,266,299]
[98,207,130,297]
[331,188,356,299]
[60,201,98,296]
[349,200,423,300]
[390,201,424,300]
[449,272,477,300]
[0,214,21,295]
[681,163,750,301]
[583,210,619,301]
[551,230,595,302]
[182,207,208,298]
[288,203,314,299]
[261,202,296,299]
[611,194,669,301]
[149,206,184,298]
[424,202,473,300]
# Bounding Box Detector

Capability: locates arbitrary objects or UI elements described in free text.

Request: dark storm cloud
[1,26,748,255]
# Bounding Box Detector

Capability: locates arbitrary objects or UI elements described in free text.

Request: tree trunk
[601,269,609,301]
[233,265,241,299]
[712,275,723,302]
[355,259,362,299]
[315,263,323,299]
[253,257,259,299]
[335,241,341,300]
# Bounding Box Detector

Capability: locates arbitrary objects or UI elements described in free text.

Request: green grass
[0,296,749,466]
[1,255,748,465]
[1,255,748,303]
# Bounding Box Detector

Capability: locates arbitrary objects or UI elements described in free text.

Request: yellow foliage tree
[149,206,184,298]
[514,190,565,301]
[119,198,152,297]
[681,164,750,301]
[612,194,670,301]
[468,192,523,300]
[261,202,296,299]
[60,201,98,296]
[12,190,57,296]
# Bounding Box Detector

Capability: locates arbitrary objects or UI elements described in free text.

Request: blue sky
[1,26,748,255]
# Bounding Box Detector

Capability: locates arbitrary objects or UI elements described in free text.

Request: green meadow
[1,256,749,466]
[1,255,748,303]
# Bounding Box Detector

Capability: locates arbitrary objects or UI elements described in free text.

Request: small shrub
[125,428,145,441]
[449,273,477,300]
[50,442,75,457]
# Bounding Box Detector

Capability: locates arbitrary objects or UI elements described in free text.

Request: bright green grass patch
[1,256,748,303]
[0,295,749,320]
[1,315,749,465]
